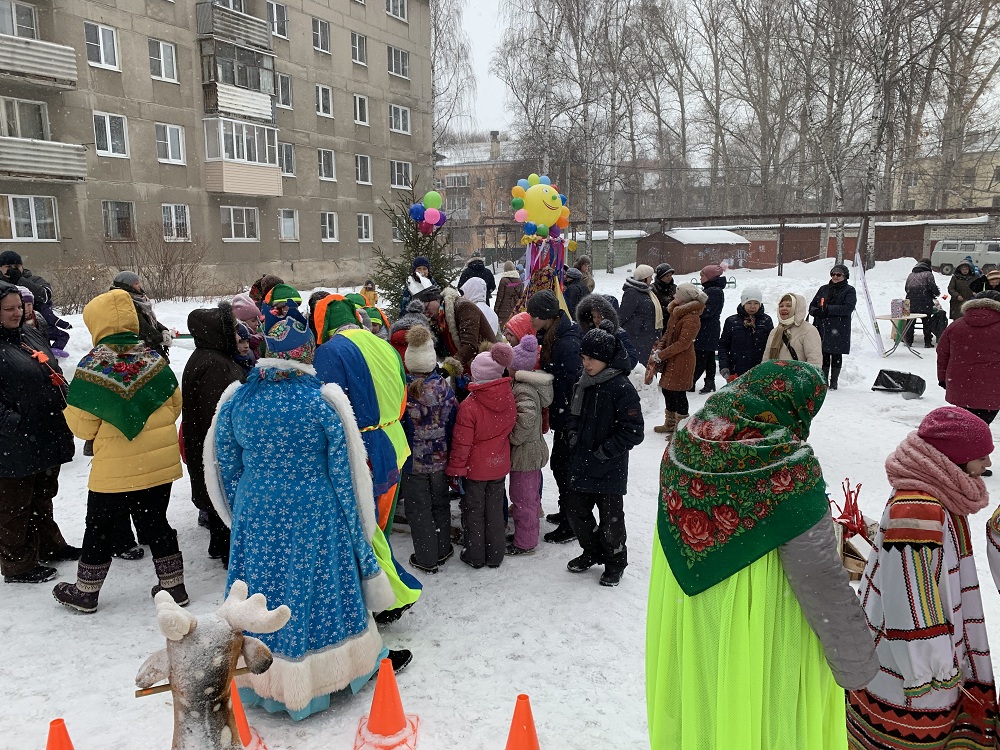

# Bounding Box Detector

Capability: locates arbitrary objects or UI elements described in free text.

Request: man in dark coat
[457,257,496,304]
[181,301,247,566]
[576,292,639,370]
[904,258,941,348]
[563,324,644,587]
[719,286,774,381]
[808,264,857,389]
[562,267,589,319]
[691,264,727,393]
[0,281,78,583]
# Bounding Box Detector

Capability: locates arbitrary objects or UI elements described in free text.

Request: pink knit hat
[510,334,539,372]
[470,342,514,382]
[231,293,263,324]
[917,407,994,465]
[504,312,535,343]
[701,264,726,281]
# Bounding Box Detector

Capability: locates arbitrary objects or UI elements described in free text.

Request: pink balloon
[423,207,441,224]
[514,208,528,223]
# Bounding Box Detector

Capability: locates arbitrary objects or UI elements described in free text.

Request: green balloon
[511,197,524,210]
[536,224,550,238]
[423,191,443,210]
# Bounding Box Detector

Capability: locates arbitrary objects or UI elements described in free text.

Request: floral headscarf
[658,360,828,595]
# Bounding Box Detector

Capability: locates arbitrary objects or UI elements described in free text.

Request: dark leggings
[961,407,998,426]
[822,353,843,370]
[81,483,179,565]
[691,350,716,388]
[662,389,689,415]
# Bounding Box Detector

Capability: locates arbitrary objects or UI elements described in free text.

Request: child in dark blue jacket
[718,286,774,381]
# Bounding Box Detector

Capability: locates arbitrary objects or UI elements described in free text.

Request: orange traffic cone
[354,658,419,749]
[230,680,268,750]
[505,694,540,750]
[45,719,75,750]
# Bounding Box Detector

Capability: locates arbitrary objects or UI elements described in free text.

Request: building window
[993,196,1000,209]
[318,148,336,180]
[266,1,287,37]
[0,97,48,140]
[903,199,916,211]
[155,123,184,164]
[148,39,177,82]
[445,194,468,212]
[386,0,407,21]
[93,112,129,157]
[316,84,332,117]
[387,46,409,78]
[102,200,135,241]
[220,206,259,240]
[993,167,1000,183]
[1,1,38,39]
[905,172,918,188]
[162,204,190,241]
[445,173,468,188]
[85,22,119,70]
[201,40,275,95]
[355,154,371,184]
[321,211,339,241]
[357,212,372,242]
[353,94,369,125]
[389,104,410,134]
[391,215,404,242]
[351,32,367,64]
[477,200,485,214]
[476,176,486,189]
[278,208,298,241]
[390,160,411,189]
[312,17,330,53]
[276,73,292,108]
[0,194,57,241]
[204,118,278,165]
[963,168,976,186]
[215,0,245,12]
[278,142,294,175]
[494,199,505,213]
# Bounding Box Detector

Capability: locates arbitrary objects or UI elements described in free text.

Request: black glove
[938,381,946,389]
[56,319,72,330]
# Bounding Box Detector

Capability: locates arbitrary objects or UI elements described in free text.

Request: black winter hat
[974,290,1000,303]
[655,262,675,279]
[581,320,619,364]
[830,264,850,279]
[0,250,22,266]
[527,290,561,320]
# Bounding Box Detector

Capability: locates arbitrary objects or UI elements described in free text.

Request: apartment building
[0,0,432,287]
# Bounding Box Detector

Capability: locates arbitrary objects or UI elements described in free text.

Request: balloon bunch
[511,173,570,240]
[409,191,447,235]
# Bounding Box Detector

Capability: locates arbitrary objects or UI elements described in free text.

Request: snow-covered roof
[569,230,648,241]
[666,229,748,245]
[436,140,521,167]
[674,215,991,232]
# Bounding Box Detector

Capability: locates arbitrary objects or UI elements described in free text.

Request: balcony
[204,161,281,196]
[196,3,271,52]
[0,137,86,180]
[0,35,77,88]
[204,82,274,123]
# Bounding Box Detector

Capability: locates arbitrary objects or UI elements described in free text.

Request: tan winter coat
[649,299,704,392]
[763,293,823,366]
[510,370,554,472]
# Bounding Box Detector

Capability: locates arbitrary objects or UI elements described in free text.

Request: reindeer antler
[218,579,291,634]
[154,590,197,641]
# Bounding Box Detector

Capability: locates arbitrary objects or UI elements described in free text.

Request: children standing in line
[507,334,554,555]
[446,342,517,569]
[565,322,644,586]
[400,326,459,574]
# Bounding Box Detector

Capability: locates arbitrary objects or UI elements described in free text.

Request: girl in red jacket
[446,342,517,569]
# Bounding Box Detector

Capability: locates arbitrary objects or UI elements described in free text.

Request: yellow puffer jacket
[64,289,183,493]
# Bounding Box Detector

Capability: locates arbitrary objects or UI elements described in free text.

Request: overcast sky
[461,3,511,132]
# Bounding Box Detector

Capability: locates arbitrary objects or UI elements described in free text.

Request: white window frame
[351,31,367,65]
[0,96,48,140]
[101,200,135,241]
[318,148,336,181]
[386,0,407,21]
[315,84,333,117]
[389,103,411,135]
[445,173,469,188]
[387,45,409,79]
[1,1,38,39]
[266,1,288,38]
[278,142,295,176]
[357,212,372,242]
[353,94,369,126]
[154,123,185,164]
[391,215,405,242]
[320,211,339,242]
[0,194,58,242]
[278,208,298,241]
[215,0,245,11]
[203,117,278,166]
[84,22,119,70]
[276,72,292,108]
[162,203,190,241]
[148,39,178,82]
[355,154,371,184]
[220,206,259,241]
[389,159,411,189]
[93,112,129,158]
[312,17,330,53]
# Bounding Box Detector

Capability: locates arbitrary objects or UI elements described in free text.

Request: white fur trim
[254,358,317,374]
[442,287,460,348]
[514,370,553,386]
[236,616,384,711]
[203,380,244,528]
[362,573,396,613]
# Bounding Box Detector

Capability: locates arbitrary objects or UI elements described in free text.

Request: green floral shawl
[658,359,828,595]
[66,332,178,441]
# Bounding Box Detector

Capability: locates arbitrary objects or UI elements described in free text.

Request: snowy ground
[3,257,994,749]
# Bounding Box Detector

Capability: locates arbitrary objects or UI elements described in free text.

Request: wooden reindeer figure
[136,580,291,750]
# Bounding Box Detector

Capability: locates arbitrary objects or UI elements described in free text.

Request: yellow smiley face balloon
[522,183,563,226]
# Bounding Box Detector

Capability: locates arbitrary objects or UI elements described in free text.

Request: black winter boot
[150,552,189,606]
[53,561,111,613]
[829,366,841,390]
[822,361,830,385]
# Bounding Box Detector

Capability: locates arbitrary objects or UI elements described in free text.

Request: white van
[931,240,1000,275]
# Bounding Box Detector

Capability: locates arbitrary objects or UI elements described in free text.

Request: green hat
[265,283,302,307]
[321,295,361,341]
[365,307,386,326]
[345,293,367,308]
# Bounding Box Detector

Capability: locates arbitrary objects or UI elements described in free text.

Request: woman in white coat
[763,293,823,366]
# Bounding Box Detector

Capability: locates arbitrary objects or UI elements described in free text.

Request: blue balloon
[409,203,425,222]
[560,194,568,205]
[539,175,551,185]
[524,222,537,235]
[517,179,530,191]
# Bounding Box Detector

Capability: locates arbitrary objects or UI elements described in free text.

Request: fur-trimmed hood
[441,286,462,339]
[576,293,619,331]
[960,295,1000,322]
[188,300,237,357]
[667,298,706,318]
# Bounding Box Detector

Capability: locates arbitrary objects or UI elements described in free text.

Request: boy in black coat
[564,321,644,587]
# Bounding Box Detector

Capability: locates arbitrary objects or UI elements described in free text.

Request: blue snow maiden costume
[205,302,396,720]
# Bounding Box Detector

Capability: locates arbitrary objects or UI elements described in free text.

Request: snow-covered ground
[2,257,991,749]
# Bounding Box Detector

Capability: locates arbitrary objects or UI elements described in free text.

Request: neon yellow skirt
[646,531,847,749]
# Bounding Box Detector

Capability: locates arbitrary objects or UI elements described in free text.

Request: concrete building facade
[0,0,432,288]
